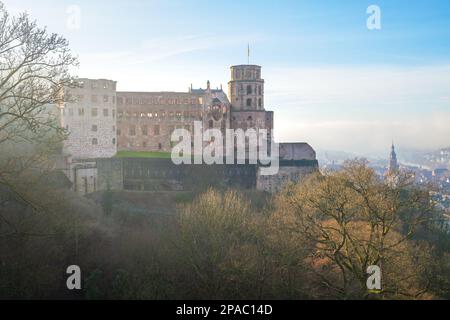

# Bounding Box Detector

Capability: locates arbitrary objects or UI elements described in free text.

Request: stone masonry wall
[61,79,117,160]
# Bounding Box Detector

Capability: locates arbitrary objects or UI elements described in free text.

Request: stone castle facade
[61,79,118,159]
[57,63,318,194]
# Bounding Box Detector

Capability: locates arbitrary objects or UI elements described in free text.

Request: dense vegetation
[1,160,449,299]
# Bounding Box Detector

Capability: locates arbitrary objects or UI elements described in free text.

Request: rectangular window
[129,125,136,136]
[103,108,109,116]
[154,125,160,135]
[78,108,84,116]
[103,95,109,103]
[92,125,98,132]
[91,95,98,103]
[92,108,98,116]
[142,125,148,135]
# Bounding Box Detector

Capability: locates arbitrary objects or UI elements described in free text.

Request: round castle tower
[228,65,264,111]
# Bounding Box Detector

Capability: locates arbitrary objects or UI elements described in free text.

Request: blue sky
[5,0,450,157]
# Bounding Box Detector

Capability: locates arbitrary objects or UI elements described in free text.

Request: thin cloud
[266,65,450,155]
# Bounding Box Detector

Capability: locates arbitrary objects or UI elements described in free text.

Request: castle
[57,64,318,194]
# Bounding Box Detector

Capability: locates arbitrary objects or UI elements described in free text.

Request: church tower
[387,143,399,175]
[228,65,264,110]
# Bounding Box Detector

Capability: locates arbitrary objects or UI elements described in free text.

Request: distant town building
[384,143,401,187]
[387,143,399,176]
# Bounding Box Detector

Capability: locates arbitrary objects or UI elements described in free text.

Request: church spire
[388,142,399,175]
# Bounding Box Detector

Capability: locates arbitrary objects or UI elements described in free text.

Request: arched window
[246,98,252,107]
[246,85,252,94]
[112,138,116,145]
[208,119,214,128]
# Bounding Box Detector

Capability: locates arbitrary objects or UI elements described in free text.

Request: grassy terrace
[115,151,172,159]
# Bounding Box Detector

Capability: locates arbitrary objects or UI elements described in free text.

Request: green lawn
[115,151,172,159]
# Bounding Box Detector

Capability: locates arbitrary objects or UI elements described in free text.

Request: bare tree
[0,1,78,237]
[177,189,263,299]
[272,159,434,299]
[0,1,78,182]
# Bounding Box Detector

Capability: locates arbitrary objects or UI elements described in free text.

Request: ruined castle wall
[256,143,319,192]
[116,92,203,153]
[70,161,98,195]
[96,158,124,191]
[121,158,256,191]
[94,156,318,195]
[279,143,316,161]
[61,79,117,160]
[257,164,318,192]
[93,158,257,192]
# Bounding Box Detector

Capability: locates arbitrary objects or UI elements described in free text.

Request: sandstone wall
[116,92,203,152]
[61,79,117,160]
[256,143,319,192]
